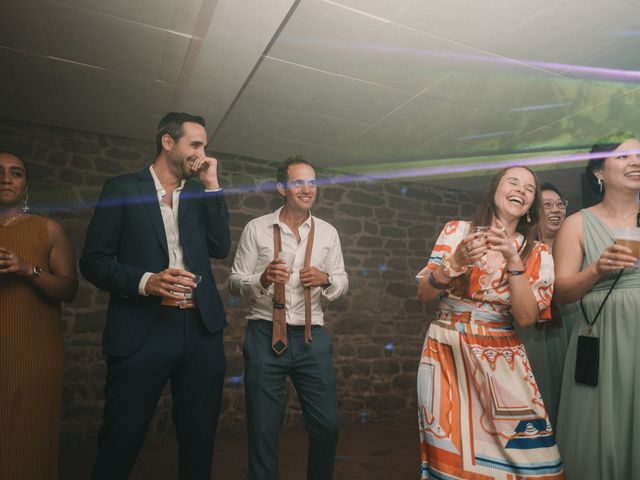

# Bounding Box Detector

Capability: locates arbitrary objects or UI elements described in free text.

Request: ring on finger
[466,245,472,253]
[608,259,612,265]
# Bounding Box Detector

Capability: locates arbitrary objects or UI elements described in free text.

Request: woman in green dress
[553,133,640,479]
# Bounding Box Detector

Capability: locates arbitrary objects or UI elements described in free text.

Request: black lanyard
[579,270,622,335]
[580,212,640,334]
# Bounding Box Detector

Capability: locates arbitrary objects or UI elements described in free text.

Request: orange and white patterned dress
[416,220,564,479]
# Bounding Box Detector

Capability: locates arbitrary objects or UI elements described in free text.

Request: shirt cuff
[248,273,272,298]
[138,272,153,296]
[321,276,346,302]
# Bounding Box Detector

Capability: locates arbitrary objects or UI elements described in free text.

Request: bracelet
[506,268,525,276]
[428,271,450,290]
[31,264,43,278]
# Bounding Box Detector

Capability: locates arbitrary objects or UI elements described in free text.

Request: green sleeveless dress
[556,209,640,479]
[516,309,569,428]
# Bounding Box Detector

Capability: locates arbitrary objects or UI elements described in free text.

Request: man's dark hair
[276,154,316,186]
[0,150,29,180]
[155,112,206,155]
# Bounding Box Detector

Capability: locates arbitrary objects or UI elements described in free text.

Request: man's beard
[170,152,193,180]
[182,163,194,179]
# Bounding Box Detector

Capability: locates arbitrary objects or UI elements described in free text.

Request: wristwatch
[325,274,333,287]
[31,264,43,278]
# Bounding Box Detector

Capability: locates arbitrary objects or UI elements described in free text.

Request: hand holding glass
[469,226,489,265]
[160,272,200,306]
[612,227,640,266]
[277,251,295,283]
[176,274,200,296]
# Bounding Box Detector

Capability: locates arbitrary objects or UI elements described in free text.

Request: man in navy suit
[80,112,230,479]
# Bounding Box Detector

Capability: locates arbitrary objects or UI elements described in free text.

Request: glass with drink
[277,251,296,282]
[161,273,201,306]
[470,226,490,265]
[612,227,640,266]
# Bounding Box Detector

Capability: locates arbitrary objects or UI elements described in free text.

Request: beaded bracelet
[428,271,450,290]
[506,268,525,276]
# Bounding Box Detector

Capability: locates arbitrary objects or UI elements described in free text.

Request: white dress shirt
[137,166,188,295]
[137,165,224,296]
[229,206,348,326]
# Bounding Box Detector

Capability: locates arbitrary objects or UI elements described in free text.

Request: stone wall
[0,118,481,444]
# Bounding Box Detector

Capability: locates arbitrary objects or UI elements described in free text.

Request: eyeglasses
[542,199,568,210]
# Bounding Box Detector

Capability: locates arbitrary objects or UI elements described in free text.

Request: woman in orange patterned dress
[0,151,78,479]
[415,167,564,479]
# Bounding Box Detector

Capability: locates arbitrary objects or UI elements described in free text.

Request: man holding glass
[80,112,230,480]
[229,155,348,480]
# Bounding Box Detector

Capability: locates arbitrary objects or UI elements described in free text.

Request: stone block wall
[0,118,481,444]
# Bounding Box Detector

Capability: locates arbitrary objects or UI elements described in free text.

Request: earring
[22,192,30,213]
[526,211,531,223]
[597,177,603,193]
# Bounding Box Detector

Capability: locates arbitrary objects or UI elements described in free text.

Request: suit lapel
[178,180,198,224]
[136,168,169,257]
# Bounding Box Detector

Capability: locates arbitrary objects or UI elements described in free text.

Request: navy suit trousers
[91,307,226,480]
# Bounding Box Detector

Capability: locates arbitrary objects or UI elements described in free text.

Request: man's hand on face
[191,155,220,190]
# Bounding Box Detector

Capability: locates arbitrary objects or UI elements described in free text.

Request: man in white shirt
[230,155,348,480]
[80,112,230,479]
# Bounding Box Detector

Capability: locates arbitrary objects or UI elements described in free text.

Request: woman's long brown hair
[450,166,543,297]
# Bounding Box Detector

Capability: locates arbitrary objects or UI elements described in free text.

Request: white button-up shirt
[229,206,348,326]
[137,165,188,295]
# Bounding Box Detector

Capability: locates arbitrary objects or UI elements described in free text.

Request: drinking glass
[278,251,296,282]
[470,226,489,265]
[612,227,640,267]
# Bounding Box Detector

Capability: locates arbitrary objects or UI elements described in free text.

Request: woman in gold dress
[0,151,78,479]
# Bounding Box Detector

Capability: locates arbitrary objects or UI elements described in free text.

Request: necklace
[0,212,24,227]
[601,203,639,227]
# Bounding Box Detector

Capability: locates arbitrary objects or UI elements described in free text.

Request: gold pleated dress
[0,215,63,480]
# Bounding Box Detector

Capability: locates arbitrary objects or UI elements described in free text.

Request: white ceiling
[2,0,640,199]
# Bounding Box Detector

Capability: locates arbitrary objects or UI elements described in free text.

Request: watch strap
[31,264,43,278]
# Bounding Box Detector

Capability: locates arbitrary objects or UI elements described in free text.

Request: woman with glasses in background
[516,183,568,428]
[539,184,568,247]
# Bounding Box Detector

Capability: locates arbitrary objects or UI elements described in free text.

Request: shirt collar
[149,165,186,196]
[269,206,313,230]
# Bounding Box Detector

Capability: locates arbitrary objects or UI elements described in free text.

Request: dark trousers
[91,307,226,480]
[243,320,339,480]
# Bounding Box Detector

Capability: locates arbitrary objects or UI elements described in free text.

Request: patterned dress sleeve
[415,220,468,280]
[524,241,555,322]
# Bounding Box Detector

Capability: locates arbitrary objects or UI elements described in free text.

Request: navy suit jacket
[80,167,231,357]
